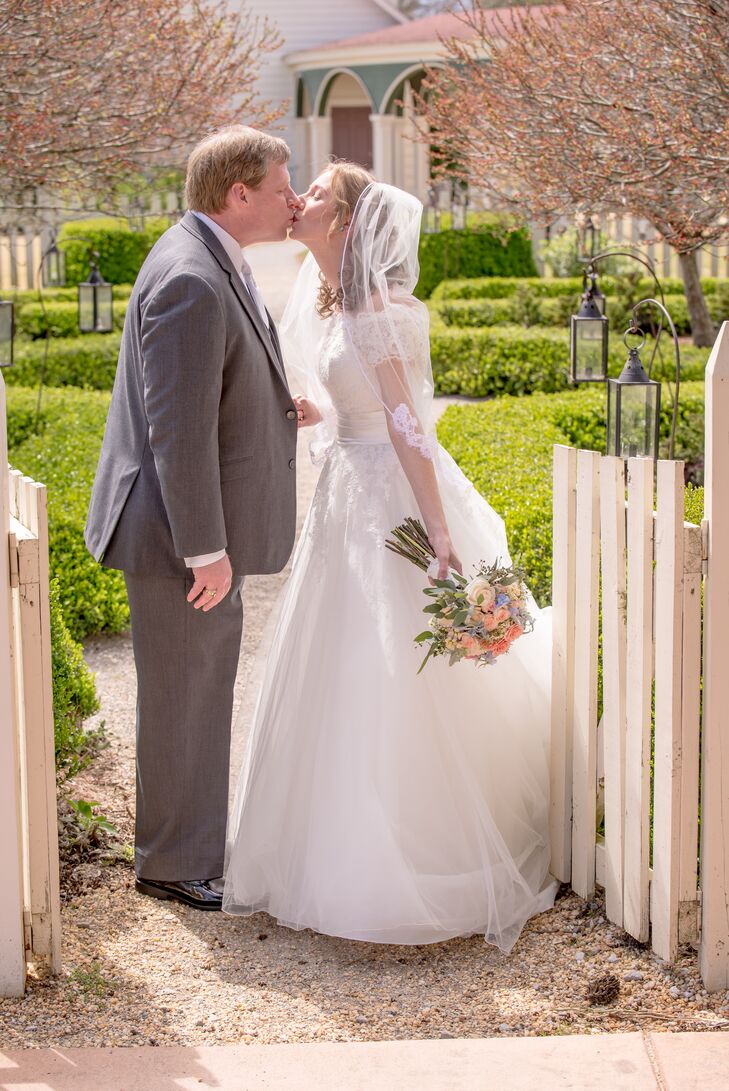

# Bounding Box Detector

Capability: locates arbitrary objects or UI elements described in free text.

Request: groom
[85,126,303,910]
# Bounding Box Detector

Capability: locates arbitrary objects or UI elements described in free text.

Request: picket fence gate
[2,323,729,994]
[0,371,60,997]
[551,322,729,992]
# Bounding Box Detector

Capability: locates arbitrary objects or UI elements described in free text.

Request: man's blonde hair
[185,126,290,214]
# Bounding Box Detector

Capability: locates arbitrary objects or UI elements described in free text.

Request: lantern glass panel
[42,247,66,288]
[0,301,14,367]
[95,283,113,332]
[571,315,608,382]
[78,283,96,332]
[619,383,659,459]
[78,282,113,333]
[608,380,659,459]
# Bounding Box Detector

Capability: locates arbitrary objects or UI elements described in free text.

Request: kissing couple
[86,125,556,953]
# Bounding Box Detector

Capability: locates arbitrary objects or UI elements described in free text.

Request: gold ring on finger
[206,588,218,599]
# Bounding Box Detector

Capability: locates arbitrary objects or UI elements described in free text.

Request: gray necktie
[239,258,269,329]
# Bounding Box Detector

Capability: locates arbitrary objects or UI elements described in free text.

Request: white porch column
[370,114,397,184]
[307,115,332,180]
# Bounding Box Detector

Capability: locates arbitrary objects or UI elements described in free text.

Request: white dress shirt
[183,211,270,569]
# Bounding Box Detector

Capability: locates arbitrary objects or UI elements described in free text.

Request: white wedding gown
[223,315,557,952]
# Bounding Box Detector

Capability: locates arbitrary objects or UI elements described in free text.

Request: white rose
[464,576,496,610]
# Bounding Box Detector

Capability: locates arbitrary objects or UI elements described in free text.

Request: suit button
[286,409,296,420]
[288,458,295,469]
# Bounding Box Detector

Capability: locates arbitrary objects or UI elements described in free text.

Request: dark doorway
[331,106,373,169]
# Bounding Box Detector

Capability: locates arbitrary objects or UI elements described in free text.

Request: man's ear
[231,183,248,206]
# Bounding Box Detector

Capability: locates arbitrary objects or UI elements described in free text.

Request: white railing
[0,372,60,997]
[551,322,729,991]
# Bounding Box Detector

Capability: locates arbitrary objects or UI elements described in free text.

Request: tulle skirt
[223,435,557,951]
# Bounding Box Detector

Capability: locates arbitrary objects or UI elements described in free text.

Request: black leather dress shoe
[135,877,223,911]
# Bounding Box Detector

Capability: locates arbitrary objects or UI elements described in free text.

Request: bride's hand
[429,534,463,582]
[293,396,322,428]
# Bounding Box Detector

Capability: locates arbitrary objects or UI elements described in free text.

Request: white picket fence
[0,372,60,997]
[551,322,729,992]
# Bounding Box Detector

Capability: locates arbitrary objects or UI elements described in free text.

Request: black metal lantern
[607,334,661,460]
[586,266,606,316]
[78,257,113,333]
[0,300,14,368]
[41,234,66,288]
[570,288,609,383]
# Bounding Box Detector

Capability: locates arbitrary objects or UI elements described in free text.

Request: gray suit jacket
[85,212,298,578]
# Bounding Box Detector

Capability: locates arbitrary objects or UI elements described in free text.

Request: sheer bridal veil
[279,181,437,462]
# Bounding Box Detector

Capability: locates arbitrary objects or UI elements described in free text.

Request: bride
[223,163,557,952]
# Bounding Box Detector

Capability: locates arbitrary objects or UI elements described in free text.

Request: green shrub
[437,381,706,606]
[15,300,127,339]
[6,404,47,447]
[7,386,129,640]
[59,217,168,286]
[416,225,537,299]
[10,285,133,306]
[432,276,585,302]
[50,578,101,782]
[440,298,515,327]
[432,274,724,303]
[429,323,710,398]
[439,294,578,329]
[684,483,704,526]
[6,334,122,391]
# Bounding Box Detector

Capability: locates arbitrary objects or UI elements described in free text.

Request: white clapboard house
[237,1,478,197]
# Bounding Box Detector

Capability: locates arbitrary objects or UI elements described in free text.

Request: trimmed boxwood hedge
[11,285,133,306]
[59,217,168,286]
[416,226,538,299]
[15,299,128,339]
[432,275,726,303]
[429,322,710,398]
[7,386,129,641]
[438,292,729,334]
[6,333,123,390]
[437,381,705,607]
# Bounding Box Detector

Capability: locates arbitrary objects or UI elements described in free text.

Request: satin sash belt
[336,410,390,444]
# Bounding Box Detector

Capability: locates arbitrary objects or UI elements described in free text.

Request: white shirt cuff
[185,549,227,568]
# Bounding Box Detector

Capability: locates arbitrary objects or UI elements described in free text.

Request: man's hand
[187,553,233,612]
[293,395,322,428]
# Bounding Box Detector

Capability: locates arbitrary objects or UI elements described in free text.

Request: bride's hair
[316,161,374,319]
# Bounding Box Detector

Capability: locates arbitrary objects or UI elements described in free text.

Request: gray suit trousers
[124,572,244,880]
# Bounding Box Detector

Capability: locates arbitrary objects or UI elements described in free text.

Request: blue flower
[495,592,509,607]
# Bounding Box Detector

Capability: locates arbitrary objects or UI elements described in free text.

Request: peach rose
[483,613,499,632]
[494,606,510,624]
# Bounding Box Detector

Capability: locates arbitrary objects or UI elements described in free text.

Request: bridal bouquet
[385,518,534,673]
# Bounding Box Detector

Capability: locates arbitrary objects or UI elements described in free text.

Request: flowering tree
[419,0,729,345]
[0,0,283,213]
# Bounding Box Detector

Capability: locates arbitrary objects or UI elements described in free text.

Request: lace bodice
[317,315,436,458]
[317,316,384,417]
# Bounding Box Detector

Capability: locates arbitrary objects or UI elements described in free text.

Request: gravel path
[2,246,728,1046]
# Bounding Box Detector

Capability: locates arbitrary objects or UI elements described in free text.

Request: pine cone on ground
[586,972,621,1006]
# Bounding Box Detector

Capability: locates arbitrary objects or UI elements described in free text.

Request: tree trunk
[678,250,716,347]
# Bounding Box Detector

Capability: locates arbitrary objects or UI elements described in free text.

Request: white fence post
[571,448,601,900]
[700,321,729,991]
[599,456,628,927]
[9,470,61,971]
[550,444,577,882]
[0,373,27,997]
[651,460,685,961]
[623,456,654,943]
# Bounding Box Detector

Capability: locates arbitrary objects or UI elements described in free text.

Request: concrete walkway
[2,1032,728,1090]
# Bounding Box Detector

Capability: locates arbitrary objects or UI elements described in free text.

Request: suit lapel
[180,212,288,387]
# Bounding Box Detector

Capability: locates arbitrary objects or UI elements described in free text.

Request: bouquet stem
[385,518,436,573]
